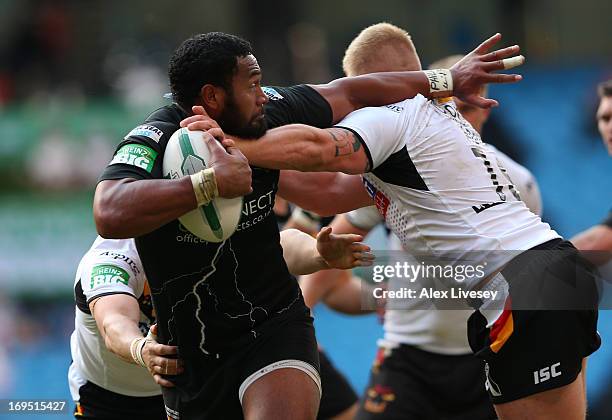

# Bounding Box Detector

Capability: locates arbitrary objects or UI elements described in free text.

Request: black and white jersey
[69,237,158,398]
[346,143,545,354]
[337,95,559,290]
[98,85,332,367]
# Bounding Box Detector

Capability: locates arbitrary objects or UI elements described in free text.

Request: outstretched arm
[280,227,372,275]
[181,34,524,131]
[229,125,369,174]
[309,32,523,122]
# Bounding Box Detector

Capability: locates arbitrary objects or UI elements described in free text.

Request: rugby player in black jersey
[94,32,522,419]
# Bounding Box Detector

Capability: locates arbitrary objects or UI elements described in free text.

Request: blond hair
[342,23,420,76]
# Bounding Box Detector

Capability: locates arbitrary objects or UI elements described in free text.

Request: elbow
[94,206,120,239]
[93,184,128,239]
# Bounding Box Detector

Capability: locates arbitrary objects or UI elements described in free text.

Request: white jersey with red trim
[68,237,160,399]
[337,95,559,290]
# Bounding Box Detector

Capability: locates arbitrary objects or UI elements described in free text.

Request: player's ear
[200,84,225,114]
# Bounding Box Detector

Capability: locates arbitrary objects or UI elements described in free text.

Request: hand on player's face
[181,105,220,131]
[450,33,525,109]
[316,226,375,269]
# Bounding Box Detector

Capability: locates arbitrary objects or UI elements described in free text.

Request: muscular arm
[232,126,369,174]
[278,171,372,216]
[90,294,146,364]
[90,294,180,387]
[95,131,252,238]
[311,72,430,123]
[94,177,197,238]
[311,33,525,122]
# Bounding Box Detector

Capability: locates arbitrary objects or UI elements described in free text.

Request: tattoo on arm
[327,128,370,172]
[328,128,361,157]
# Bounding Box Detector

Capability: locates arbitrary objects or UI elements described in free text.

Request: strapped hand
[450,33,525,108]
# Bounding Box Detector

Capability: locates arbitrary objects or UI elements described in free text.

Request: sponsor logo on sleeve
[363,177,390,218]
[90,264,130,288]
[124,124,164,143]
[109,144,158,172]
[262,87,284,101]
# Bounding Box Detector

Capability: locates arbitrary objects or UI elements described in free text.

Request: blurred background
[0,0,610,418]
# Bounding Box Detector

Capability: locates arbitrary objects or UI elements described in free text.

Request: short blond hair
[342,23,420,76]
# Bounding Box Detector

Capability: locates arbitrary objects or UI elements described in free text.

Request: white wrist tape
[424,69,453,98]
[130,337,149,368]
[190,168,218,207]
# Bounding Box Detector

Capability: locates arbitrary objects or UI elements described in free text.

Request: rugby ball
[163,128,243,242]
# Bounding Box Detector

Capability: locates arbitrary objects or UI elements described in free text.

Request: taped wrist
[424,69,453,98]
[190,168,218,207]
[130,337,152,368]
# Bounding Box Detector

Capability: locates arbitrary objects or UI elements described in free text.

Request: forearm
[235,125,366,174]
[235,125,334,171]
[99,312,145,364]
[94,177,198,238]
[280,229,328,275]
[312,71,430,123]
[278,171,372,216]
[325,274,373,314]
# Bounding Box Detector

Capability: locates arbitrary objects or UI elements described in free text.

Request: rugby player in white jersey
[69,237,178,419]
[297,26,544,419]
[191,31,601,420]
[69,229,372,419]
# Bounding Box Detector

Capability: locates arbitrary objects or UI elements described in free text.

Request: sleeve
[80,249,145,305]
[345,206,383,231]
[601,210,612,228]
[334,104,407,170]
[98,122,170,182]
[263,85,333,129]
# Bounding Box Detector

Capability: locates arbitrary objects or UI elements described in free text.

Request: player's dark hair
[597,80,612,98]
[169,32,253,107]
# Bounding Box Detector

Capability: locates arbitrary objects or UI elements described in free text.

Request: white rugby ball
[163,128,243,242]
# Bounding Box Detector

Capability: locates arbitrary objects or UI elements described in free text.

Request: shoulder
[127,104,186,145]
[264,85,332,129]
[79,238,145,293]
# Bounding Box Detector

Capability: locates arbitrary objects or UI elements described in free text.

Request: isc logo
[533,363,561,384]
